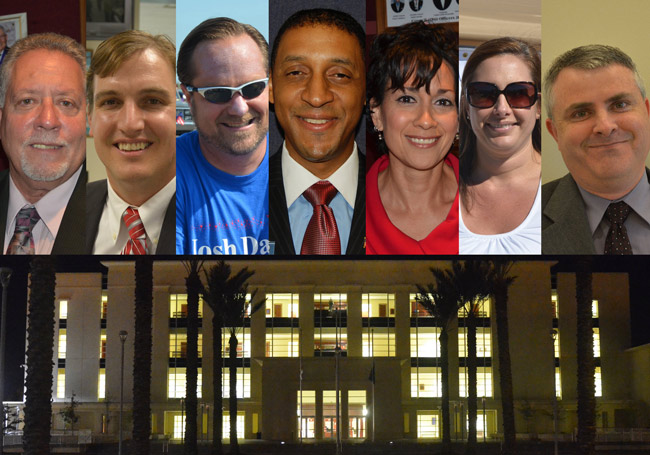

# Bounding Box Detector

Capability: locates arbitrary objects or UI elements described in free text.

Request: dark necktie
[300,181,341,255]
[6,206,40,255]
[122,207,148,255]
[604,201,632,255]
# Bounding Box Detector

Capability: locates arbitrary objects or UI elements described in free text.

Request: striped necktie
[121,207,148,255]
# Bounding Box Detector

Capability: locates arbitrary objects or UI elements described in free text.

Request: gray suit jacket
[85,179,176,255]
[542,169,650,254]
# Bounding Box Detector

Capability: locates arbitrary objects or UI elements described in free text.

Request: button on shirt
[578,174,650,254]
[282,142,358,254]
[93,177,176,254]
[4,166,82,255]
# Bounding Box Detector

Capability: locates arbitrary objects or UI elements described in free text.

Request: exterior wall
[38,260,643,443]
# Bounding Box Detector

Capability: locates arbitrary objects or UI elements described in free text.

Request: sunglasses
[466,81,538,109]
[185,78,268,104]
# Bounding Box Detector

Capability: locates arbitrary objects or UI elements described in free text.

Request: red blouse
[366,153,459,255]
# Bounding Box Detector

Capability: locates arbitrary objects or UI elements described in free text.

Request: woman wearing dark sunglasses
[366,22,459,254]
[459,37,542,254]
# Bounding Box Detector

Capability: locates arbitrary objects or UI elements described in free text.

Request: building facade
[41,260,647,442]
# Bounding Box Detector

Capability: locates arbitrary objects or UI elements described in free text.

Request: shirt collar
[7,166,82,240]
[281,141,359,209]
[105,177,176,250]
[577,173,650,234]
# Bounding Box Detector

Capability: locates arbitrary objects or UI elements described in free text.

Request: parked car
[176,86,195,135]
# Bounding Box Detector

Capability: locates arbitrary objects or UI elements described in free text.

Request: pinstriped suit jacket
[269,149,365,255]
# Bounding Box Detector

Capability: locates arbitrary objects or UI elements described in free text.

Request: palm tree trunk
[133,257,153,455]
[229,333,239,455]
[440,328,452,452]
[212,314,223,455]
[23,257,56,455]
[184,263,201,455]
[466,308,477,455]
[494,282,516,454]
[576,259,595,455]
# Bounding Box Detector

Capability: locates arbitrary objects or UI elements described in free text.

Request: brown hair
[459,37,541,202]
[87,30,175,111]
[177,17,268,86]
[0,32,85,107]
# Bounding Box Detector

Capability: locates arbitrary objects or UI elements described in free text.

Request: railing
[596,428,650,443]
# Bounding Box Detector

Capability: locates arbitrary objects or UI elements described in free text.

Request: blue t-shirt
[176,131,270,255]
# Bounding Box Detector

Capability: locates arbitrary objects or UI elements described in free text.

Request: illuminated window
[458,328,491,357]
[595,367,602,397]
[297,390,316,439]
[362,293,395,318]
[593,328,600,357]
[170,331,203,358]
[554,332,560,358]
[555,367,562,399]
[417,411,440,438]
[323,391,342,439]
[98,368,106,399]
[57,368,65,399]
[222,329,250,358]
[410,293,434,317]
[411,367,441,398]
[458,298,490,318]
[551,291,558,318]
[314,327,347,355]
[592,300,599,318]
[266,327,299,357]
[410,327,441,358]
[168,367,202,398]
[222,367,251,398]
[265,293,299,318]
[315,293,347,311]
[348,390,367,439]
[59,300,68,319]
[169,294,203,318]
[58,329,67,359]
[362,328,395,357]
[100,331,107,359]
[173,415,185,439]
[459,367,492,397]
[222,413,245,439]
[101,293,108,319]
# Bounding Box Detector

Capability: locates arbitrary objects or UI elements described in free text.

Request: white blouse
[459,181,541,255]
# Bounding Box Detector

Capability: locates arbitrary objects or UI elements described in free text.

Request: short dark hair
[271,8,365,70]
[177,17,268,86]
[459,37,541,197]
[367,21,458,155]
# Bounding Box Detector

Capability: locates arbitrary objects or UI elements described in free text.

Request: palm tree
[23,257,56,455]
[202,261,259,455]
[489,260,517,455]
[132,257,153,455]
[416,267,462,454]
[575,257,595,455]
[183,260,203,455]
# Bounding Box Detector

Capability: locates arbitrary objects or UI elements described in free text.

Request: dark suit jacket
[85,179,176,255]
[0,166,86,254]
[269,149,365,255]
[541,169,650,254]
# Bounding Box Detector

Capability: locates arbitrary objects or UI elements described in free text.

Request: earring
[378,131,384,141]
[455,132,459,142]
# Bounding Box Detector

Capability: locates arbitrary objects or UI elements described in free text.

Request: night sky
[0,256,648,402]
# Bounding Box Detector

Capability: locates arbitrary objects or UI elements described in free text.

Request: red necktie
[122,207,148,255]
[300,181,341,255]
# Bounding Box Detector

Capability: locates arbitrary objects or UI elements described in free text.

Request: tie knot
[605,201,631,225]
[303,181,338,207]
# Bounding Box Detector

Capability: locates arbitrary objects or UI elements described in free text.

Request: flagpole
[299,327,303,444]
[371,328,375,443]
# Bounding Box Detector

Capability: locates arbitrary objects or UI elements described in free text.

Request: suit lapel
[157,194,176,255]
[85,179,107,254]
[346,151,366,255]
[0,171,9,253]
[52,166,87,254]
[269,149,296,255]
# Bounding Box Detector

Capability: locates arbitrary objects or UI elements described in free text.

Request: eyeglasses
[466,81,538,109]
[185,78,268,104]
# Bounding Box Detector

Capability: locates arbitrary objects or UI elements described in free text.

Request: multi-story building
[43,260,649,442]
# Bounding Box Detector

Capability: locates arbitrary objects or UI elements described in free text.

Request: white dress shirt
[93,177,176,254]
[281,142,358,253]
[4,166,82,255]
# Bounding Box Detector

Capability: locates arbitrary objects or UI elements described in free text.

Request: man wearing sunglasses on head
[176,17,270,255]
[543,45,650,254]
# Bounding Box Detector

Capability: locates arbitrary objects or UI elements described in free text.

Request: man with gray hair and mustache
[0,32,86,254]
